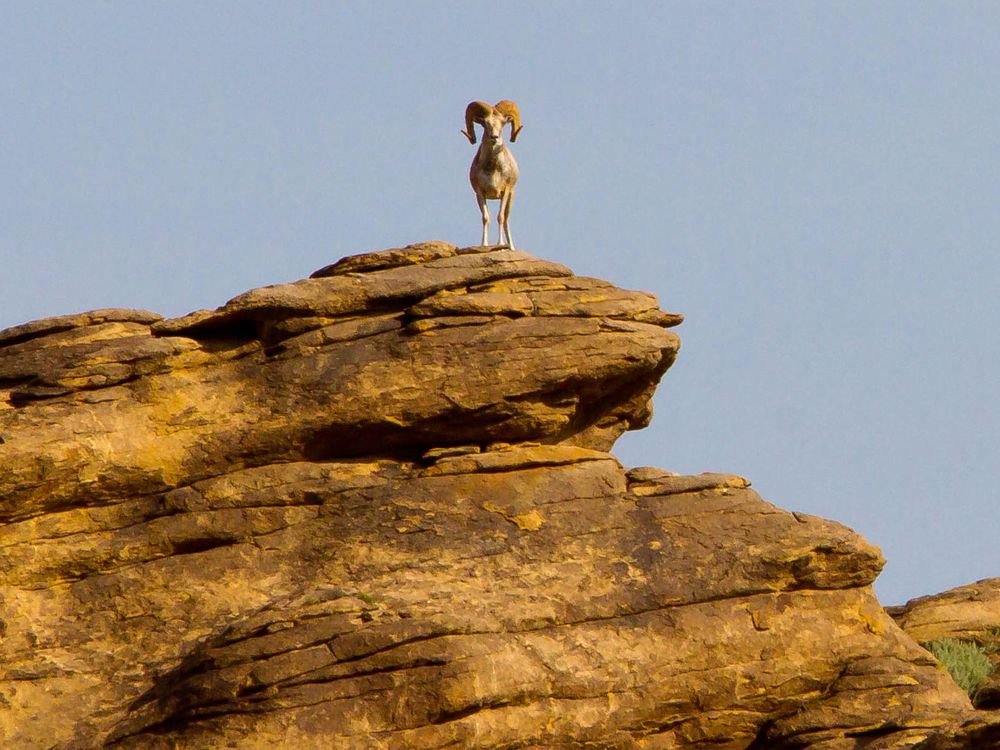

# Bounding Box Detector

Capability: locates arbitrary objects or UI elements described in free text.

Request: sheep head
[463,100,523,144]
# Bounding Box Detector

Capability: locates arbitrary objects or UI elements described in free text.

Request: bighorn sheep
[462,100,521,249]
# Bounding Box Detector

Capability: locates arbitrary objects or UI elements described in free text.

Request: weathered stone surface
[889,578,1000,717]
[0,308,162,348]
[0,447,972,749]
[407,275,684,328]
[0,243,990,748]
[0,244,679,526]
[310,240,469,277]
[154,245,576,341]
[888,578,1000,644]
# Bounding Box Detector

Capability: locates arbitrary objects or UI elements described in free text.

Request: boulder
[889,579,1000,712]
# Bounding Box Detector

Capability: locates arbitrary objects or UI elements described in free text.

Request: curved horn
[494,100,522,142]
[463,101,493,144]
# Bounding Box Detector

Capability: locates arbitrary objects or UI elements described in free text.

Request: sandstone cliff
[0,242,994,748]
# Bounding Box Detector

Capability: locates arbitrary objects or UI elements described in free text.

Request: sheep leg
[499,189,515,250]
[477,193,490,246]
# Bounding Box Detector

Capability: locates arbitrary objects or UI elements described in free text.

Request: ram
[462,100,522,250]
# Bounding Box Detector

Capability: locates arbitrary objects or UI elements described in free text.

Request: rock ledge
[0,243,994,749]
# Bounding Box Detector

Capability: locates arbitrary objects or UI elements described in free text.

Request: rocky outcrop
[0,242,993,748]
[888,579,1000,645]
[889,579,1000,712]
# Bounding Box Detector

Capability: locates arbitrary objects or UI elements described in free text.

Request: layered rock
[0,242,991,748]
[888,579,1000,644]
[889,579,1000,712]
[0,244,677,525]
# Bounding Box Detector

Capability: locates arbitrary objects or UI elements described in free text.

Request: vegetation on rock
[926,638,995,699]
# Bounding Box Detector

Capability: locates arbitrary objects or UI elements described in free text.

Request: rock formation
[889,579,1000,712]
[0,242,995,748]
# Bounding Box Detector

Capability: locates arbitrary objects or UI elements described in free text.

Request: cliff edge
[0,243,993,748]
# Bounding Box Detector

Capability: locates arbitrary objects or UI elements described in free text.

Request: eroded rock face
[887,579,1000,645]
[889,579,1000,713]
[0,244,677,524]
[0,243,988,748]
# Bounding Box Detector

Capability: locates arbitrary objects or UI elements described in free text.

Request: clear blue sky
[2,2,997,606]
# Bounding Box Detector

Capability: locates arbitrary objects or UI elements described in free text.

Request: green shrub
[926,638,994,698]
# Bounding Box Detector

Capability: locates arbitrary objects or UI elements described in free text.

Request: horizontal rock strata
[0,242,990,748]
[888,578,1000,644]
[0,243,679,526]
[889,578,1000,715]
[1,445,971,749]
